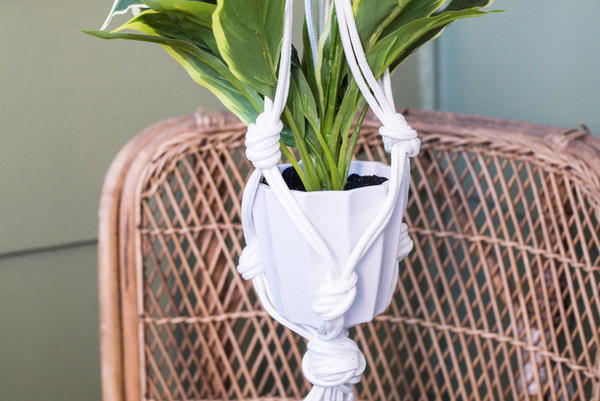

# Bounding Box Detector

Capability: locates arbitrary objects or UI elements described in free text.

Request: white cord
[333,0,420,156]
[305,0,319,70]
[238,0,419,399]
[319,0,330,34]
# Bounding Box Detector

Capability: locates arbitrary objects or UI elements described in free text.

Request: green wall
[0,2,422,400]
[437,0,599,133]
[0,0,223,255]
[0,245,100,401]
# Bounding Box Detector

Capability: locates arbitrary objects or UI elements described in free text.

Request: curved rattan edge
[99,108,600,401]
[403,109,600,180]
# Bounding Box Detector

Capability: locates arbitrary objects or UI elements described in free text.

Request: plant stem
[340,104,369,180]
[282,109,320,191]
[280,144,305,181]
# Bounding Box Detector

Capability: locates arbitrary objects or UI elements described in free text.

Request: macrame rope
[333,0,420,156]
[320,0,330,33]
[238,0,419,399]
[305,0,319,70]
[306,0,333,71]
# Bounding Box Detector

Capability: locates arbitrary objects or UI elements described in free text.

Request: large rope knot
[379,113,420,157]
[245,106,283,170]
[312,271,358,324]
[302,335,366,398]
[237,241,263,280]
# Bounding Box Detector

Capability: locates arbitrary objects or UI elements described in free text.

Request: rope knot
[379,113,420,157]
[237,241,263,280]
[302,335,366,396]
[245,108,283,170]
[312,271,358,323]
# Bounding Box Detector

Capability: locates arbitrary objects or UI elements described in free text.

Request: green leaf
[212,0,285,97]
[353,0,411,44]
[84,28,261,124]
[120,9,220,57]
[101,0,149,30]
[291,51,320,136]
[141,0,215,27]
[381,0,446,36]
[279,50,323,178]
[443,0,495,12]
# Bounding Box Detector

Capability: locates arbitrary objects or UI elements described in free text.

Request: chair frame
[98,109,600,401]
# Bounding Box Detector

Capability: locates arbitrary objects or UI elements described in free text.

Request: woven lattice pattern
[134,114,600,401]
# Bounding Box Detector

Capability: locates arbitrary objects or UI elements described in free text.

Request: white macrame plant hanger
[238,0,421,399]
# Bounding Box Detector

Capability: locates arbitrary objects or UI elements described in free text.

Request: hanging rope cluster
[238,0,420,399]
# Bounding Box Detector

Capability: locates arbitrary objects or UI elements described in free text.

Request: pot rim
[259,160,392,196]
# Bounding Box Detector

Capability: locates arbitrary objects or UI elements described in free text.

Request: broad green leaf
[353,0,411,45]
[389,26,444,71]
[141,0,215,26]
[84,29,261,124]
[382,0,446,36]
[212,0,285,97]
[120,10,220,58]
[443,0,495,12]
[101,0,149,30]
[289,69,320,151]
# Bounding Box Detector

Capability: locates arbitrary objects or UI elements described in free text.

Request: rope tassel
[302,335,367,401]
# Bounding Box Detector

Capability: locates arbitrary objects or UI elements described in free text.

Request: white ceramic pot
[252,160,410,329]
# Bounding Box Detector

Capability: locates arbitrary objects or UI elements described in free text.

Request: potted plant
[87,0,496,398]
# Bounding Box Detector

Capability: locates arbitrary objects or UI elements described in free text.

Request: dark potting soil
[261,166,388,191]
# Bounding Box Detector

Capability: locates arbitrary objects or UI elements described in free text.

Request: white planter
[252,160,410,329]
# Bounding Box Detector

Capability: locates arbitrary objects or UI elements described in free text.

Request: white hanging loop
[238,0,417,399]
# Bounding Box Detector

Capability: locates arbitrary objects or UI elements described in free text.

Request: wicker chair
[99,109,600,401]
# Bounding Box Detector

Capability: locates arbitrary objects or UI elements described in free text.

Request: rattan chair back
[99,110,600,401]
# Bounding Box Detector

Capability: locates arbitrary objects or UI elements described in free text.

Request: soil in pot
[262,167,388,191]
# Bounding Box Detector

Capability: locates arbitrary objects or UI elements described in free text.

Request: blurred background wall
[436,0,599,133]
[0,1,597,400]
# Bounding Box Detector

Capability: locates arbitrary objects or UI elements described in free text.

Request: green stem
[322,25,344,142]
[367,5,406,48]
[339,104,368,180]
[280,144,305,181]
[282,109,320,190]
